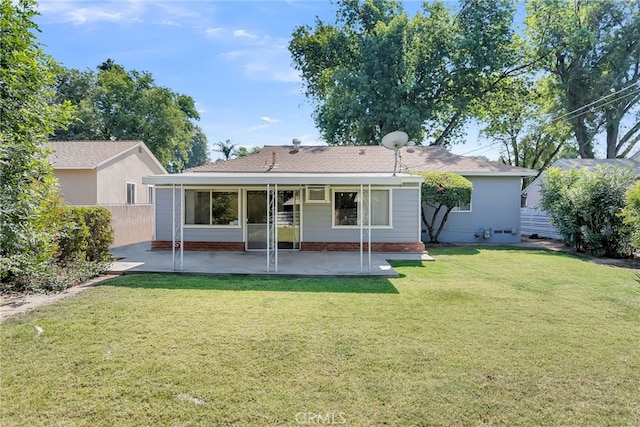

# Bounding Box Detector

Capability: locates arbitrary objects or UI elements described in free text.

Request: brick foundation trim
[300,242,425,253]
[151,241,245,251]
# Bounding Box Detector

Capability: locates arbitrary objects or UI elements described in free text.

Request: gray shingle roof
[47,140,144,169]
[555,158,640,177]
[187,145,537,176]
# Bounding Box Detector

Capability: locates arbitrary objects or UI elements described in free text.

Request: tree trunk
[605,119,619,159]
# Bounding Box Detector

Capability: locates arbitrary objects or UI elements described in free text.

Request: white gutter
[143,172,423,186]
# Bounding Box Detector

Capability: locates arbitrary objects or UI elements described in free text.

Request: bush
[1,206,114,293]
[621,182,640,252]
[58,207,113,264]
[540,165,635,258]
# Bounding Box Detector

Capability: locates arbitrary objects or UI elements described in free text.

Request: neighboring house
[522,158,640,208]
[521,157,640,239]
[48,140,167,246]
[142,144,536,261]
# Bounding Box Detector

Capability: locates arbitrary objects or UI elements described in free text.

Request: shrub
[58,207,113,264]
[416,172,473,243]
[540,165,635,258]
[621,181,640,252]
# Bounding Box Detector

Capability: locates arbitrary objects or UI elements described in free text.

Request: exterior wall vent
[305,185,329,203]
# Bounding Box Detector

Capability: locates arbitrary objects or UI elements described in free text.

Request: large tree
[0,0,74,280]
[476,75,575,187]
[51,60,206,169]
[526,0,640,159]
[290,0,526,146]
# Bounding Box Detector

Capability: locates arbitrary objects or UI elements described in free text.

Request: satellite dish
[381,131,409,175]
[381,131,409,150]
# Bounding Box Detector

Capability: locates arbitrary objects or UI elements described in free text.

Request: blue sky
[35,0,497,161]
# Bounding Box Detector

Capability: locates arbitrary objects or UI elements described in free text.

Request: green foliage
[540,166,636,257]
[214,139,237,161]
[234,146,262,158]
[526,0,640,159]
[51,60,205,170]
[621,181,640,251]
[0,0,74,284]
[58,207,113,264]
[289,0,523,146]
[416,172,472,243]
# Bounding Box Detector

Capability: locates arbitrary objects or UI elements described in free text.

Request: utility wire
[460,81,640,156]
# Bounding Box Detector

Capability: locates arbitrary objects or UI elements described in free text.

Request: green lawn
[1,247,639,426]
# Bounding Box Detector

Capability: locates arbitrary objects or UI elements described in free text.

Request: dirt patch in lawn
[0,275,119,323]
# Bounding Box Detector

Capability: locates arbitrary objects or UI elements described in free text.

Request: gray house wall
[155,186,419,245]
[422,176,522,243]
[302,188,419,243]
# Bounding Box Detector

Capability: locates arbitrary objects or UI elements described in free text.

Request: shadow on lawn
[105,274,400,294]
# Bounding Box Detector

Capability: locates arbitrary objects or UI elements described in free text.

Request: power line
[460,81,640,157]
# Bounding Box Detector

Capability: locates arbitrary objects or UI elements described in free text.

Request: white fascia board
[142,173,424,186]
[460,171,539,177]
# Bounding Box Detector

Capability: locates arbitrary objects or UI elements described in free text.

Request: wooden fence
[520,207,562,240]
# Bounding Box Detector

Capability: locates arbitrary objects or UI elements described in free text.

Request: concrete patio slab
[109,242,428,277]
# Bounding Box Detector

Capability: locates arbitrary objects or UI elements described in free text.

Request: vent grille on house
[306,186,328,203]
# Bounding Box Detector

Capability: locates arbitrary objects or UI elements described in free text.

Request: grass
[1,246,639,426]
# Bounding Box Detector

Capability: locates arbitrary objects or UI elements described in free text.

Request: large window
[185,189,239,226]
[333,189,391,227]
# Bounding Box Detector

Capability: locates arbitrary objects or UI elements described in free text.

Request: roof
[553,158,640,177]
[142,172,424,186]
[187,145,537,177]
[47,140,166,173]
[521,157,640,195]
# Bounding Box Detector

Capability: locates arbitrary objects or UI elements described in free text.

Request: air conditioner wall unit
[305,185,329,203]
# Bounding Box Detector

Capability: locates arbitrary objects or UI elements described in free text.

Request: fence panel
[520,207,562,240]
[101,204,153,248]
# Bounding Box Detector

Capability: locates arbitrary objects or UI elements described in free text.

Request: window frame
[331,188,392,229]
[126,182,136,204]
[450,201,472,213]
[183,188,241,228]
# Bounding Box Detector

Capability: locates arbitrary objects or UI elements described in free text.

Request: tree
[477,75,574,188]
[0,0,74,282]
[540,166,635,257]
[290,0,526,146]
[234,146,262,158]
[214,139,237,161]
[526,0,640,158]
[417,172,472,243]
[51,60,201,169]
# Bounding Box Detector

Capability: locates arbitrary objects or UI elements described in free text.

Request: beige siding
[96,148,164,204]
[54,169,97,205]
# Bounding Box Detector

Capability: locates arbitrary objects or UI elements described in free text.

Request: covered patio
[109,242,431,277]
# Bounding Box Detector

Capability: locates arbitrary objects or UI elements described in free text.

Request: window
[126,182,136,204]
[147,185,154,204]
[451,201,471,212]
[333,189,391,227]
[185,189,239,226]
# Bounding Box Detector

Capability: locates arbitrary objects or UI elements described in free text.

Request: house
[521,156,640,239]
[48,140,167,246]
[142,143,536,269]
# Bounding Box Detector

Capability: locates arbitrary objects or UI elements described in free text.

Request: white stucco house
[48,140,167,246]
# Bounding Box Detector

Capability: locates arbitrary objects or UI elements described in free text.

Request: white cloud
[205,27,223,37]
[261,116,279,124]
[38,1,145,25]
[233,29,257,39]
